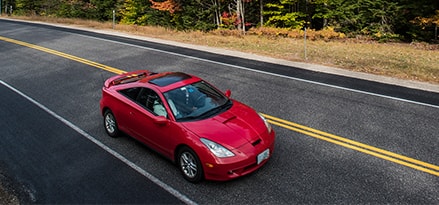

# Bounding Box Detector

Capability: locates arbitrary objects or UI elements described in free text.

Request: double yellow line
[1,35,438,177]
[263,114,439,176]
[0,36,125,75]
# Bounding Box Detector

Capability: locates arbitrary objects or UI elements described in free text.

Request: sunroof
[149,72,192,87]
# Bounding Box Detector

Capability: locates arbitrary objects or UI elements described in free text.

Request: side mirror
[154,116,168,126]
[225,89,231,98]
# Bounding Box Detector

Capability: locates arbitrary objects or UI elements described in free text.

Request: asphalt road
[0,18,438,204]
[0,82,184,204]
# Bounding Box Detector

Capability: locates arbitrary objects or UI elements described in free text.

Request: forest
[3,0,439,42]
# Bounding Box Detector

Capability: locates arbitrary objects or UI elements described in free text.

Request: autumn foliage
[412,10,439,28]
[149,0,181,14]
[11,0,439,42]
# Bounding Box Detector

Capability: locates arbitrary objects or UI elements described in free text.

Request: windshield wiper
[177,115,199,122]
[197,100,232,119]
[177,100,232,122]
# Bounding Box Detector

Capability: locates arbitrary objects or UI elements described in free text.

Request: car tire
[178,147,203,183]
[104,109,119,138]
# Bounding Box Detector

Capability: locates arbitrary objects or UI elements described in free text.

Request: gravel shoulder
[0,173,19,205]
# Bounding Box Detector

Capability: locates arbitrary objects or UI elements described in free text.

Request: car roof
[144,72,192,87]
[107,70,202,93]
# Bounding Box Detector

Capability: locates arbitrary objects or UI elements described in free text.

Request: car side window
[136,88,167,118]
[119,87,141,101]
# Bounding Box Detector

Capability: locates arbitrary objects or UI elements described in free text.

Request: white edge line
[0,80,197,205]
[78,34,439,110]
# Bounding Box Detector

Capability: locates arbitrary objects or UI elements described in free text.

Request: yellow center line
[0,36,126,75]
[263,114,439,177]
[2,36,438,177]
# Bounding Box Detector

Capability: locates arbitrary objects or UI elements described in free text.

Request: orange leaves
[412,10,439,27]
[149,0,181,14]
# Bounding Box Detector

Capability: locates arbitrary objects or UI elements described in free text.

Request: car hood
[181,101,265,149]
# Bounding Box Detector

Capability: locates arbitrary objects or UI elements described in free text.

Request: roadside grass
[6,15,439,84]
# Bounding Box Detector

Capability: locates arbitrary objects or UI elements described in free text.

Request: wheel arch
[174,144,190,164]
[101,106,111,116]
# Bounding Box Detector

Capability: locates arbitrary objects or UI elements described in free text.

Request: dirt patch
[0,174,19,205]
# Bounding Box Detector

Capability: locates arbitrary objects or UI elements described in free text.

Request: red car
[100,70,275,182]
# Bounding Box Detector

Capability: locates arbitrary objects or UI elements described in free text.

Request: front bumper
[202,131,275,181]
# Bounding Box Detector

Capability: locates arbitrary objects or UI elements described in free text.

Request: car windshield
[163,81,231,121]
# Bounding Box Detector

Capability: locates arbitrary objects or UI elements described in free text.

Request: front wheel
[104,109,119,138]
[178,147,203,183]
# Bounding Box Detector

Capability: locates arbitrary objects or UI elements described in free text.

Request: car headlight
[259,113,272,133]
[200,138,235,158]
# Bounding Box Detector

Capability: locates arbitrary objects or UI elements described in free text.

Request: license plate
[257,149,270,165]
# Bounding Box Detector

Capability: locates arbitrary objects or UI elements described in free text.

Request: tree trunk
[260,0,263,26]
[435,24,438,40]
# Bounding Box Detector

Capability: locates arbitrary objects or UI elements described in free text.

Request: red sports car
[100,70,275,182]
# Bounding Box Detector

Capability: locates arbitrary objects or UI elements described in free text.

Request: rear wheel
[178,147,203,183]
[104,109,119,137]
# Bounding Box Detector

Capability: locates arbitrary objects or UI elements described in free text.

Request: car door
[115,87,143,137]
[129,88,182,157]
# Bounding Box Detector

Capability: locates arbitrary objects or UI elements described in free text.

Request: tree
[150,0,181,14]
[260,0,264,25]
[148,0,220,31]
[194,0,223,27]
[119,0,154,25]
[9,0,439,42]
[413,10,439,41]
[90,0,118,21]
[361,0,400,36]
[15,0,41,15]
[263,0,306,29]
[228,0,245,31]
[55,0,97,19]
[398,0,439,41]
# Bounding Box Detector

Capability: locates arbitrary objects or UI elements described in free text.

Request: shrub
[247,26,346,40]
[209,28,243,37]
